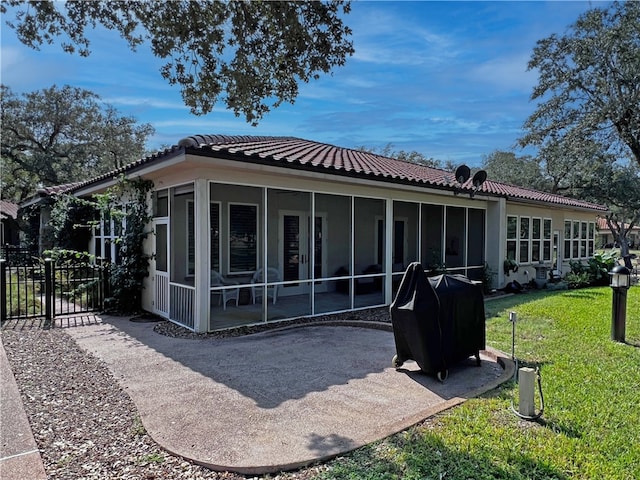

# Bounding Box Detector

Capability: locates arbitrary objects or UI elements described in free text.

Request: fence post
[1,259,6,324]
[100,258,110,310]
[45,258,53,324]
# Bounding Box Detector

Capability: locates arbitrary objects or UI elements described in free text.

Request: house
[38,134,608,332]
[596,217,639,249]
[0,200,20,248]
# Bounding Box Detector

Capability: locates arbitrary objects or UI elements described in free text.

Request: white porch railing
[170,283,195,330]
[154,273,169,316]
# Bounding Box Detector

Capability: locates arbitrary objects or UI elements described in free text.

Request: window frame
[227,202,259,275]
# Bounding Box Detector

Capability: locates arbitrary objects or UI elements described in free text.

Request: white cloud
[469,53,537,93]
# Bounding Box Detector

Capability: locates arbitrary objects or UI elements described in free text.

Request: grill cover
[428,274,486,366]
[389,262,445,375]
[390,264,486,378]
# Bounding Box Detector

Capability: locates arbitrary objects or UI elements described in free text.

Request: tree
[520,1,640,168]
[1,84,154,202]
[1,1,354,124]
[582,161,640,258]
[481,151,549,191]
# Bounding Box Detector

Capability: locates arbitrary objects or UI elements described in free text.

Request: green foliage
[503,258,518,276]
[95,176,154,314]
[0,85,154,202]
[2,1,354,124]
[565,271,591,289]
[482,151,548,191]
[5,271,42,317]
[42,248,103,308]
[48,194,98,251]
[319,288,640,479]
[521,2,640,168]
[16,203,42,251]
[569,250,617,287]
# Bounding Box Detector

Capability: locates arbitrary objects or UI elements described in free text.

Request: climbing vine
[49,194,98,251]
[94,175,154,313]
[40,175,154,313]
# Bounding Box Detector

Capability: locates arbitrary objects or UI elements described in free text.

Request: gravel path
[1,309,390,479]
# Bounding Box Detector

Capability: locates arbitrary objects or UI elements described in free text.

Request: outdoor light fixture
[609,264,631,342]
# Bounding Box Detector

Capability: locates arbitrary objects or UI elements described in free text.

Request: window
[153,189,169,217]
[519,217,530,264]
[543,219,552,261]
[93,210,123,263]
[506,215,517,261]
[228,203,258,273]
[531,218,541,262]
[507,216,552,265]
[564,219,595,259]
[210,202,220,272]
[187,200,195,275]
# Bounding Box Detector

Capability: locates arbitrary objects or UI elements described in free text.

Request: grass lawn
[315,286,639,480]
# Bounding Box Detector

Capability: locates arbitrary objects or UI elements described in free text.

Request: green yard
[316,286,640,480]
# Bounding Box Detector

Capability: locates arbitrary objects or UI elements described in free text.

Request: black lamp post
[609,264,631,342]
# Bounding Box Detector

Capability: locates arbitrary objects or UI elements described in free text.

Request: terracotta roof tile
[36,134,608,212]
[0,200,19,219]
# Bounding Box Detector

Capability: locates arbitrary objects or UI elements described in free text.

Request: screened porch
[150,181,487,332]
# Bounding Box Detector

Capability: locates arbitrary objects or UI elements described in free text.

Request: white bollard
[518,367,536,417]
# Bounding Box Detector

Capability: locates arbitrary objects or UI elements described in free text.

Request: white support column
[385,198,393,303]
[193,178,210,333]
[487,197,506,289]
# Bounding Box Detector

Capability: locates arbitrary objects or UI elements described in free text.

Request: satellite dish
[455,165,471,184]
[472,170,487,189]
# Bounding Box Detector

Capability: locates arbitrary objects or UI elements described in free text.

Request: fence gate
[1,254,108,324]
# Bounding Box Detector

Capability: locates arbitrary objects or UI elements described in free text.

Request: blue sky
[1,1,607,167]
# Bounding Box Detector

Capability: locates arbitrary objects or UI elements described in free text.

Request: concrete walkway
[0,339,47,480]
[62,316,513,474]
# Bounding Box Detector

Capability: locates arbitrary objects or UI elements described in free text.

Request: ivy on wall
[94,175,154,314]
[31,175,154,314]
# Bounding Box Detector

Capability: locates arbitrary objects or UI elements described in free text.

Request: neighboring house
[596,217,639,249]
[0,200,20,248]
[30,134,608,333]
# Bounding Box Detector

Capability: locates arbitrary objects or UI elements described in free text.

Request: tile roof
[596,217,639,231]
[0,200,19,220]
[34,134,608,212]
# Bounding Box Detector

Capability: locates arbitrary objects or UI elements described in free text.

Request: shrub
[569,250,617,287]
[565,271,591,289]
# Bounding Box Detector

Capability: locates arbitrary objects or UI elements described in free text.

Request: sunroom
[148,179,487,332]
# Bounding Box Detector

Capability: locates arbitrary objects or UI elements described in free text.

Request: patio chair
[210,270,240,309]
[250,267,280,305]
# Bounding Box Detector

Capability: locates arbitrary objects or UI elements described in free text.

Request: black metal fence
[1,256,109,324]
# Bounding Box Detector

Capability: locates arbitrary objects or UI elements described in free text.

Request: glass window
[519,217,530,263]
[506,216,518,261]
[543,219,552,261]
[229,203,258,273]
[520,217,530,239]
[532,218,541,239]
[507,216,518,239]
[156,223,168,272]
[153,189,169,217]
[210,202,220,272]
[542,218,552,262]
[187,201,195,275]
[564,220,572,260]
[531,218,541,262]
